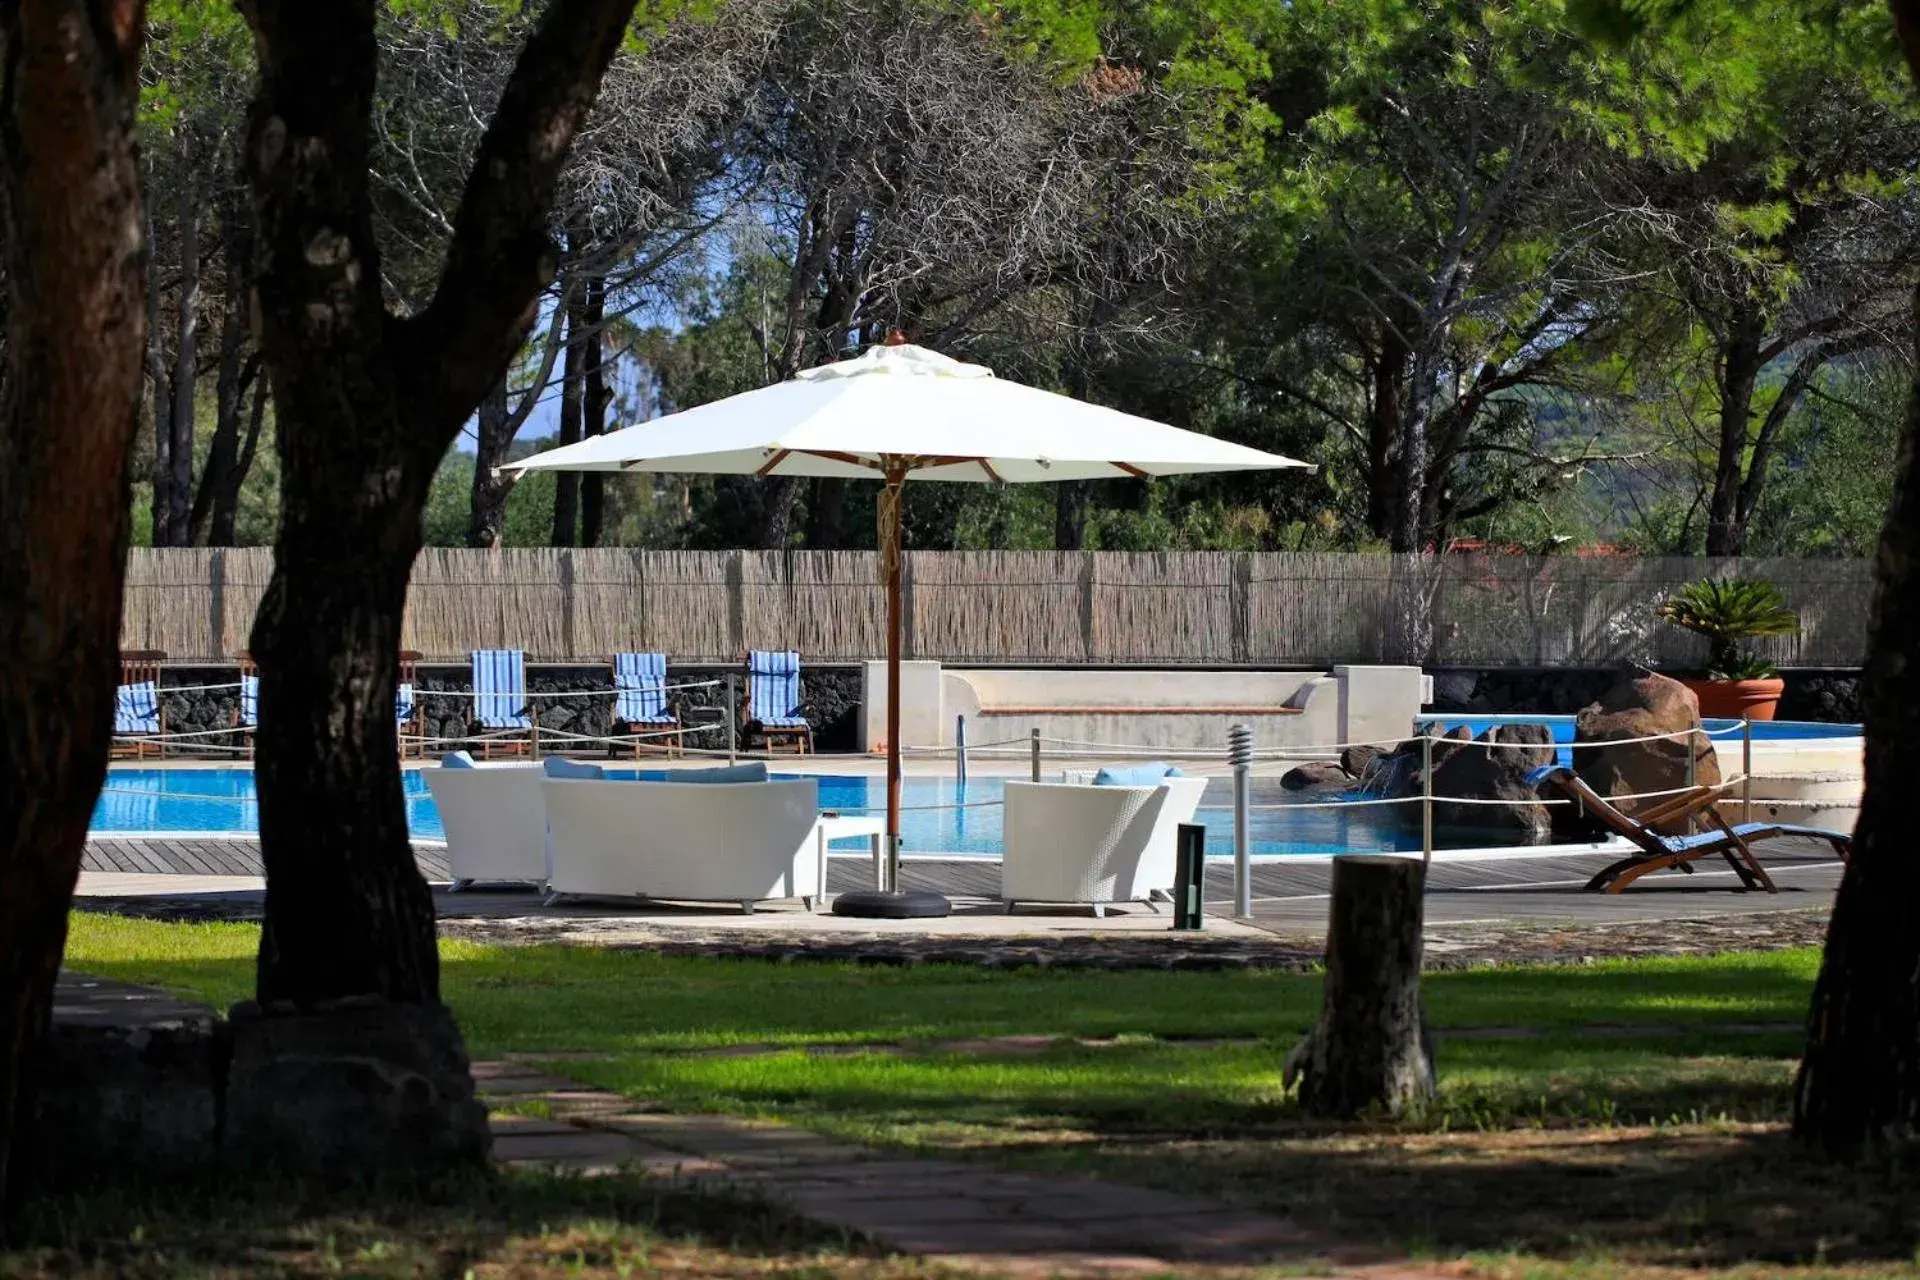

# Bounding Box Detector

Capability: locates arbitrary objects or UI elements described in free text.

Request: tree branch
[398,0,641,442]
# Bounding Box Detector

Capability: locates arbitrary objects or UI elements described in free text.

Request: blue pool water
[92,718,1859,857]
[93,768,1423,857]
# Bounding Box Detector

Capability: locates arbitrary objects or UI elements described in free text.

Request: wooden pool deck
[78,835,1844,930]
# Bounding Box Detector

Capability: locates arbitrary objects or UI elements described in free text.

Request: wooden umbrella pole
[882,462,907,891]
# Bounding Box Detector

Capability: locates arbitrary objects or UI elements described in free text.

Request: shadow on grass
[554,1034,1920,1270]
[2,1168,895,1279]
[1033,1124,1920,1271]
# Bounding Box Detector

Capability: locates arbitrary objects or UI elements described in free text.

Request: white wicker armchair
[423,761,551,889]
[541,776,823,911]
[1000,777,1209,915]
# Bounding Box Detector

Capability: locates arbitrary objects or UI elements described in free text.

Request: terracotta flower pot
[1681,677,1785,722]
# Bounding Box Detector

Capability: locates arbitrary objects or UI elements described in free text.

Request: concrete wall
[861,664,1432,758]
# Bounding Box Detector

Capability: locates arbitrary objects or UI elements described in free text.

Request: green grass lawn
[59,912,1920,1279]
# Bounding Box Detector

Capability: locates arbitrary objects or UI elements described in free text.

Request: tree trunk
[145,211,171,549]
[1366,329,1406,541]
[759,475,801,549]
[1285,856,1435,1119]
[549,284,584,547]
[1792,279,1920,1161]
[804,476,850,548]
[209,376,267,547]
[190,185,254,546]
[1705,318,1763,557]
[466,376,514,547]
[579,272,607,548]
[1054,480,1087,551]
[0,0,147,1216]
[465,281,573,548]
[237,0,640,1069]
[167,160,198,546]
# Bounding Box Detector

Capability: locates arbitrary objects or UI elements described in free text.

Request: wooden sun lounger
[1528,765,1851,894]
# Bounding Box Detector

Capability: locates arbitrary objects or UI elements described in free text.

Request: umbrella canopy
[502,343,1311,484]
[506,341,1311,911]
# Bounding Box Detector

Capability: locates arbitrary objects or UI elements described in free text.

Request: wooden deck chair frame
[610,653,684,758]
[113,650,168,759]
[397,650,423,758]
[232,650,258,759]
[1533,766,1847,894]
[743,650,812,755]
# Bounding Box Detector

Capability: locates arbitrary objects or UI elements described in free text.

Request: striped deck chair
[1527,765,1851,894]
[112,650,167,759]
[745,649,812,754]
[612,652,683,757]
[471,648,533,759]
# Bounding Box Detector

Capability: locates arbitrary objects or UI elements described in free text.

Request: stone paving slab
[476,1061,1443,1278]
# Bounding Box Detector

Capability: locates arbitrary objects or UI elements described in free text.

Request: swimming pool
[93,717,1859,858]
[94,768,1433,857]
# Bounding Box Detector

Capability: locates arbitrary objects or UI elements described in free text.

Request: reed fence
[121,548,1874,668]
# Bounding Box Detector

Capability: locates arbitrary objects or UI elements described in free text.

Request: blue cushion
[543,756,606,781]
[662,761,769,785]
[1092,763,1182,786]
[440,751,477,769]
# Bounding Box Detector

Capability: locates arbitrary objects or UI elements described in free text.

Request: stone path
[476,1059,1439,1278]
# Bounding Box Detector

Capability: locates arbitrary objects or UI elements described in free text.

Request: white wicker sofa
[1000,776,1208,915]
[423,757,551,889]
[541,772,822,911]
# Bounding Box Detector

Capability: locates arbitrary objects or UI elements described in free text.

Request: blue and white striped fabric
[239,675,260,728]
[115,681,160,735]
[470,649,530,729]
[396,682,416,725]
[613,652,674,725]
[746,650,808,727]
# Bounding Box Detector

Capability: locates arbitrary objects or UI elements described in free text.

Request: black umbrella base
[831,889,952,919]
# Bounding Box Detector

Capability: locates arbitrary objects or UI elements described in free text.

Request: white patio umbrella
[505,339,1312,912]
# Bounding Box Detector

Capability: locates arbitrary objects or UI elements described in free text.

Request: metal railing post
[1230,724,1253,918]
[956,713,968,786]
[1420,730,1434,864]
[726,673,739,764]
[1742,718,1753,825]
[1687,725,1697,791]
[1030,727,1041,783]
[1172,824,1205,931]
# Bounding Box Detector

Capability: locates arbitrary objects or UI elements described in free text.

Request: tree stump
[1286,855,1435,1118]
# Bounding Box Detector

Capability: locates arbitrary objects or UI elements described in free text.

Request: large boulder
[1281,761,1351,790]
[29,1003,224,1189]
[1565,672,1720,836]
[224,996,491,1179]
[1429,723,1557,845]
[1339,743,1383,781]
[1372,724,1553,845]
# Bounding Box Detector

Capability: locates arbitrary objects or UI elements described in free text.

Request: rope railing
[412,678,723,701]
[104,700,1790,895]
[1244,776,1749,813]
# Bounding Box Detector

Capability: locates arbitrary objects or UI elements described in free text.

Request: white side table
[813,814,888,905]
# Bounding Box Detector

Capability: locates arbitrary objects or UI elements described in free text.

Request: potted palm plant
[1658,578,1801,720]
